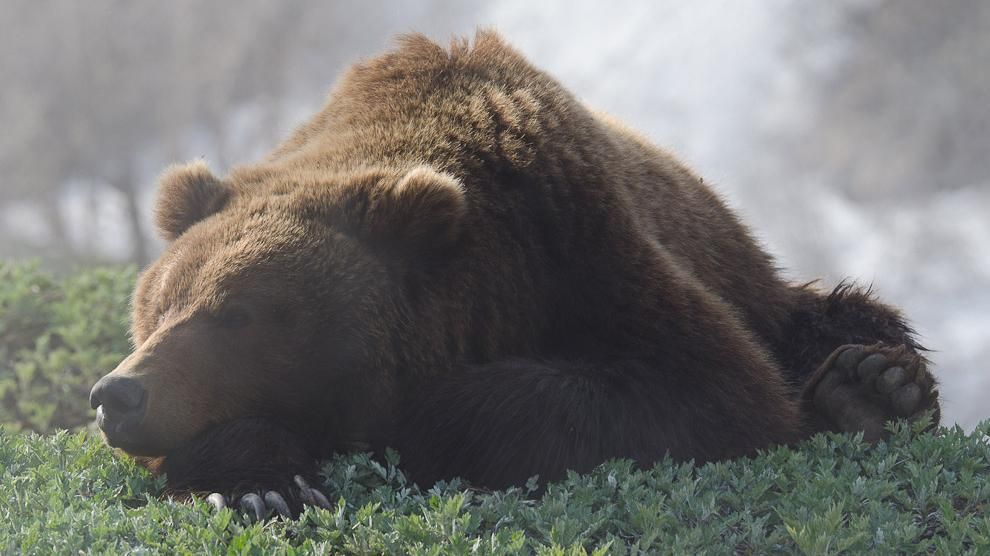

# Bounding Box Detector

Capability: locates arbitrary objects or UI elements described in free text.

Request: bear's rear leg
[802,343,940,441]
[777,283,926,386]
[774,283,940,436]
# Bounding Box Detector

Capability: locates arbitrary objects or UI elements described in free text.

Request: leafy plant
[0,261,135,432]
[1,422,988,554]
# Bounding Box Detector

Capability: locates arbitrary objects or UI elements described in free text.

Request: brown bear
[89,31,940,518]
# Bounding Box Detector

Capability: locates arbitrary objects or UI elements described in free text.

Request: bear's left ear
[359,165,468,255]
[154,161,231,241]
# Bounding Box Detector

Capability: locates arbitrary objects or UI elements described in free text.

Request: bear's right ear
[154,161,231,241]
[351,166,468,257]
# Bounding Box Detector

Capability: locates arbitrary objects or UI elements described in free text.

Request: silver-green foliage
[1,420,988,554]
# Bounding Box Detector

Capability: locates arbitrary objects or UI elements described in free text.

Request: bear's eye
[215,305,252,329]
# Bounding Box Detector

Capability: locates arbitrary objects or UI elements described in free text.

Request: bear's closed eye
[214,305,252,329]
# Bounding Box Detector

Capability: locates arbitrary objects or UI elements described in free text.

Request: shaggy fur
[92,31,939,507]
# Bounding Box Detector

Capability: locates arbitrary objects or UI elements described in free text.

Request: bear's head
[89,161,466,457]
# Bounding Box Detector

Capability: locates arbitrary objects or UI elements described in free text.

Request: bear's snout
[90,375,147,447]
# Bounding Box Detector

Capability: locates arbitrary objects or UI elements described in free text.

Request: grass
[1,419,988,555]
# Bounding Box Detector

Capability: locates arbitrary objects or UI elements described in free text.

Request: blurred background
[1,0,987,430]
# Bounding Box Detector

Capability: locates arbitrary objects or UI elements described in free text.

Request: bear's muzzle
[90,375,147,448]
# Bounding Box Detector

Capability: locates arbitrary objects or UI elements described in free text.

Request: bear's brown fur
[90,31,939,513]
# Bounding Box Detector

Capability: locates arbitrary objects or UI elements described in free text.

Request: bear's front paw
[205,475,331,520]
[804,343,939,441]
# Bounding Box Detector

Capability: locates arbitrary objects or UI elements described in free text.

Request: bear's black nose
[90,375,146,417]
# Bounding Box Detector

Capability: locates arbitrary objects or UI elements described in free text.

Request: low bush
[1,420,988,554]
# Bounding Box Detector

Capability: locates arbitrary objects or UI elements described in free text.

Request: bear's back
[238,31,795,347]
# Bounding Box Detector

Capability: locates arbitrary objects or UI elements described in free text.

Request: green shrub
[0,261,135,433]
[1,421,988,554]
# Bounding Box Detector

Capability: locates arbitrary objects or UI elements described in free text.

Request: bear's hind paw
[206,475,331,521]
[805,343,940,441]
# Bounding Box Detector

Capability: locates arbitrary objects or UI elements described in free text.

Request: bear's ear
[154,161,230,241]
[360,165,467,255]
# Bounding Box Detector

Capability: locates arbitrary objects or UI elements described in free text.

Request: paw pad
[807,343,939,441]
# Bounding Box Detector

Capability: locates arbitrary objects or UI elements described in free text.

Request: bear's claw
[239,493,266,521]
[206,492,226,512]
[805,343,939,441]
[206,475,330,520]
[264,490,293,518]
[294,474,332,508]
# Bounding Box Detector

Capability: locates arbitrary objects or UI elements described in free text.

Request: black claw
[264,491,292,518]
[294,475,315,506]
[311,488,332,509]
[917,367,934,393]
[207,493,227,511]
[240,493,266,522]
